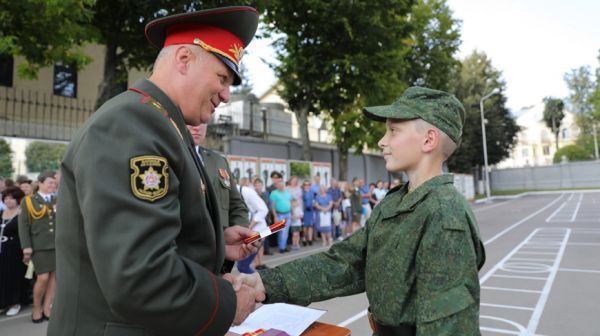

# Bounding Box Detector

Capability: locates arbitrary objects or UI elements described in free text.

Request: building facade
[496,104,580,168]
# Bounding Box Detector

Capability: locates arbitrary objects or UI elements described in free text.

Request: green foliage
[0,139,14,178]
[0,0,95,79]
[447,51,519,173]
[563,50,600,158]
[564,66,594,114]
[25,141,67,172]
[262,0,461,177]
[542,97,565,150]
[553,144,593,163]
[289,161,311,180]
[404,0,461,91]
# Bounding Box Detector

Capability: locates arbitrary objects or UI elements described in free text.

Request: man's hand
[22,248,32,264]
[224,226,260,261]
[232,284,261,325]
[226,272,266,300]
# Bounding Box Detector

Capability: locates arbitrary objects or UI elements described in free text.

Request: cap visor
[363,100,421,122]
[213,53,241,85]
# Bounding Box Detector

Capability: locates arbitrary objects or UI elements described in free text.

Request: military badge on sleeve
[218,168,231,189]
[130,155,169,202]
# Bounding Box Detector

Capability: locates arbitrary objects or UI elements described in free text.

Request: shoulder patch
[130,155,169,202]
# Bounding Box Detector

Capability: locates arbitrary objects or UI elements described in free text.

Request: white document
[228,303,326,336]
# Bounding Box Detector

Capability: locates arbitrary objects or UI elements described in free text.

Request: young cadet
[48,7,263,336]
[231,87,486,335]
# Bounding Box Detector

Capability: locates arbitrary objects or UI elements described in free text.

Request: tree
[404,0,461,91]
[542,97,565,151]
[447,51,519,173]
[262,0,461,179]
[0,139,13,178]
[553,144,592,163]
[0,0,94,79]
[564,66,594,114]
[25,141,68,172]
[564,55,600,159]
[90,0,261,109]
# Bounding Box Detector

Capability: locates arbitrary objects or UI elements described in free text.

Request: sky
[242,0,600,114]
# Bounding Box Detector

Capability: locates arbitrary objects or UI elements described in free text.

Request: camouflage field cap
[363,86,466,144]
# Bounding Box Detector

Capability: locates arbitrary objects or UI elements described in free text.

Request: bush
[25,141,68,172]
[553,144,593,163]
[0,139,14,178]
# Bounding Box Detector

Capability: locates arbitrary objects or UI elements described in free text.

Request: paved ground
[2,191,599,335]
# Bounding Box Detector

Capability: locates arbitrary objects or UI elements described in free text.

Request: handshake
[223,272,266,325]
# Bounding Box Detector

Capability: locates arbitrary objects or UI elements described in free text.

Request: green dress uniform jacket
[47,79,236,336]
[260,174,486,335]
[17,193,56,251]
[198,146,248,273]
[198,146,248,229]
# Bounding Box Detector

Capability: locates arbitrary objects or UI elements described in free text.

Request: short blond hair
[413,119,457,160]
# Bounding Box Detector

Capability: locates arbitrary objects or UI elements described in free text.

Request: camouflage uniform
[259,87,486,335]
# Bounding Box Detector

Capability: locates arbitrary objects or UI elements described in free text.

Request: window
[53,63,77,97]
[543,146,550,155]
[522,148,529,157]
[0,53,14,87]
[562,128,569,139]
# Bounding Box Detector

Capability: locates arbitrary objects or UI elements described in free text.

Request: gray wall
[224,136,391,183]
[491,160,600,190]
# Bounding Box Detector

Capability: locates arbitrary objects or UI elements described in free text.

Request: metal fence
[0,86,94,141]
[490,160,600,190]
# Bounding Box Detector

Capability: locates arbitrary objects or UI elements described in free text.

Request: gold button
[49,229,54,232]
[49,222,53,226]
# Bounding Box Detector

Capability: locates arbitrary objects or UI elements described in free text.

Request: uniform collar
[381,174,454,219]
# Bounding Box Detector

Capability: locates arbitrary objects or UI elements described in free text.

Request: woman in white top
[236,178,269,273]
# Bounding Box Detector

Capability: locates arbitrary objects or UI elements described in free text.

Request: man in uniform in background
[48,7,263,336]
[188,123,249,273]
[232,87,486,335]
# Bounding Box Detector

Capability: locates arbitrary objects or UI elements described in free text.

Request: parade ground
[2,191,599,336]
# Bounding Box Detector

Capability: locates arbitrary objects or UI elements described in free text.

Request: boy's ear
[422,128,440,153]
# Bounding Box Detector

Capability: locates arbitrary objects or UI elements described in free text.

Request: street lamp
[480,88,500,200]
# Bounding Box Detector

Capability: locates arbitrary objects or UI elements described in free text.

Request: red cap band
[164,23,244,67]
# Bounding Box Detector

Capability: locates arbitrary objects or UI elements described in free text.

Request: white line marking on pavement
[481,302,535,311]
[558,268,600,274]
[491,274,547,281]
[509,257,555,262]
[473,201,511,213]
[545,201,567,223]
[566,243,600,246]
[485,194,565,245]
[526,229,571,334]
[481,230,540,284]
[482,286,543,294]
[480,316,526,334]
[570,193,583,222]
[338,309,368,327]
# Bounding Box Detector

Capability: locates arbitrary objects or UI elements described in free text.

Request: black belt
[368,312,415,336]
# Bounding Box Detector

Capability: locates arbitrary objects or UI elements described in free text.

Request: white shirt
[237,185,268,232]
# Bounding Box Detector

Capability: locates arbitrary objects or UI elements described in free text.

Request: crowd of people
[0,172,58,321]
[0,6,486,334]
[232,171,403,274]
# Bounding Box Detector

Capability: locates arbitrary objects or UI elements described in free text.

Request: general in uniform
[48,6,260,336]
[241,87,486,335]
